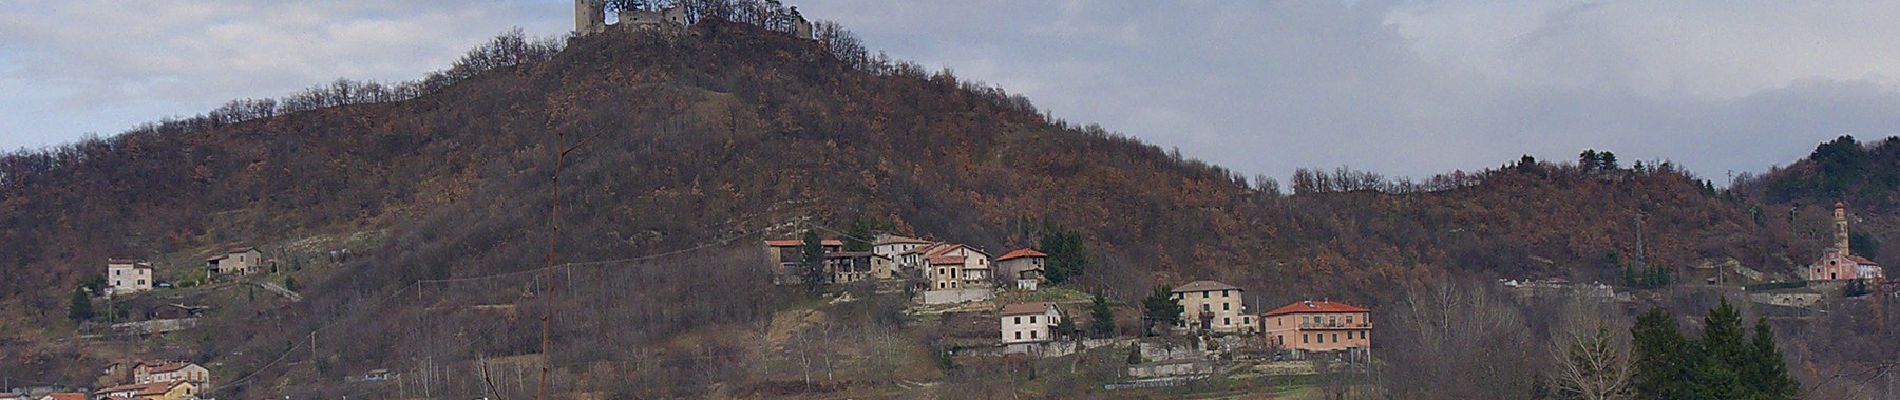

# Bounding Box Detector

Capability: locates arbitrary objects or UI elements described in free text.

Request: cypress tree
[798,230,827,293]
[1743,319,1800,399]
[1632,307,1693,399]
[1089,293,1116,338]
[68,288,93,322]
[1694,298,1749,399]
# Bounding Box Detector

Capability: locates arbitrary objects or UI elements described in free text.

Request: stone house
[824,251,894,284]
[999,302,1061,353]
[132,361,210,390]
[206,247,264,276]
[1170,281,1253,334]
[107,259,154,296]
[765,239,843,284]
[617,5,688,32]
[994,248,1048,290]
[1261,300,1372,360]
[93,381,197,400]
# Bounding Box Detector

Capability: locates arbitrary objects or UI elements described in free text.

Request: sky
[3,1,1899,183]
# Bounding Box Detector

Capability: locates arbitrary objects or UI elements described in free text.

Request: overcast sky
[4,1,1899,182]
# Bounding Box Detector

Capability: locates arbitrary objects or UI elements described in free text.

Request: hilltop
[0,16,1895,398]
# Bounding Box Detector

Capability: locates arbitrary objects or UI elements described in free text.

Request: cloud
[0,0,569,150]
[4,0,1899,183]
[796,0,1900,181]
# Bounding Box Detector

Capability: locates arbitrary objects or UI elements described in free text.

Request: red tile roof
[1172,280,1240,293]
[42,394,87,400]
[995,248,1047,261]
[1000,302,1057,316]
[928,256,966,265]
[1263,300,1369,317]
[96,381,184,396]
[765,239,845,247]
[1850,255,1879,265]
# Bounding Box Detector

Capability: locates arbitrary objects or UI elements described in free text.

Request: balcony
[1299,321,1371,329]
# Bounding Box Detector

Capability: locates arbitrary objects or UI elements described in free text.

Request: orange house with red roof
[1261,300,1372,359]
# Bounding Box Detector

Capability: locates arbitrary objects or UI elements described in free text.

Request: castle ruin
[573,0,812,39]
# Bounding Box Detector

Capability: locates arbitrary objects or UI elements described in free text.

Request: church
[1806,202,1883,282]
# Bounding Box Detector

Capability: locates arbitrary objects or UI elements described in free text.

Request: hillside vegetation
[0,15,1894,398]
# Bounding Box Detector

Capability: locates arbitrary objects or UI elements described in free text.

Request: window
[1222,289,1230,297]
[1303,334,1309,344]
[1202,304,1211,312]
[1346,316,1353,324]
[1223,317,1231,326]
[1030,316,1038,324]
[1014,317,1022,324]
[1030,331,1038,339]
[1333,333,1339,342]
[1202,291,1209,299]
[138,280,146,285]
[1222,303,1230,311]
[1015,332,1022,340]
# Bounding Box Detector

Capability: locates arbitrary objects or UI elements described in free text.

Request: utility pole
[540,124,606,400]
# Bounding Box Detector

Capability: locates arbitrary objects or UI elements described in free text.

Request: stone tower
[1835,201,1851,254]
[574,0,606,35]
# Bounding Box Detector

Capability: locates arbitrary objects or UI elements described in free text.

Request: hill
[0,16,1894,398]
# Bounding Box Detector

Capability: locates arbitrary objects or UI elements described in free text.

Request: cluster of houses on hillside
[997,280,1373,361]
[765,234,1048,304]
[1,360,211,400]
[103,247,268,297]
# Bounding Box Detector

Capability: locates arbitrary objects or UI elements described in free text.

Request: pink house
[1807,202,1884,282]
[1262,300,1371,360]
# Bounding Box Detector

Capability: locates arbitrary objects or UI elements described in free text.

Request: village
[762,230,1378,389]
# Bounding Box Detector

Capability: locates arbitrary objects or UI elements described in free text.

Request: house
[107,260,154,296]
[926,244,993,289]
[1170,281,1253,334]
[93,381,197,400]
[1261,300,1372,360]
[994,248,1048,290]
[205,247,264,276]
[871,235,932,262]
[999,302,1062,353]
[1807,202,1884,282]
[131,361,210,391]
[765,239,844,284]
[824,251,894,284]
[37,394,87,400]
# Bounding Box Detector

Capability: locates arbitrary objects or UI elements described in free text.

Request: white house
[107,259,154,296]
[1000,302,1062,353]
[1171,280,1254,334]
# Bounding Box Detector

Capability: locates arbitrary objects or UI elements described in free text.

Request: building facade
[1000,302,1062,351]
[1170,281,1253,334]
[1262,300,1371,359]
[1807,202,1884,282]
[206,247,264,276]
[824,251,893,284]
[132,361,210,389]
[994,248,1047,290]
[107,260,154,296]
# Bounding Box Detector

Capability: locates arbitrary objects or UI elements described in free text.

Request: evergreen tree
[1140,286,1183,336]
[68,288,93,322]
[1742,319,1799,400]
[1632,307,1693,399]
[798,230,828,293]
[1694,298,1749,399]
[843,217,877,252]
[1089,293,1116,338]
[1038,225,1087,284]
[1054,308,1077,341]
